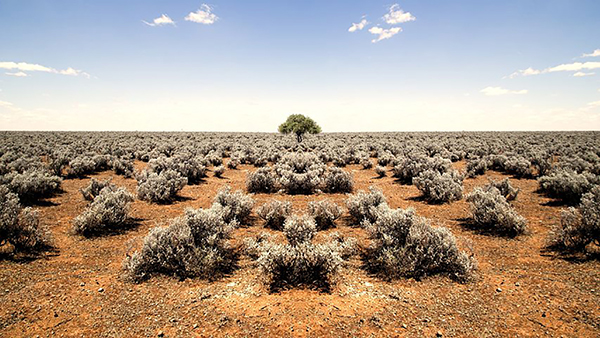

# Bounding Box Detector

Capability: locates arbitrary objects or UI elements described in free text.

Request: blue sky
[1,0,599,131]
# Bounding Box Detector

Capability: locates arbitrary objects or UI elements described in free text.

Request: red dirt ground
[1,160,598,337]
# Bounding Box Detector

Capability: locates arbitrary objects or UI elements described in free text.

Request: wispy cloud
[348,18,368,32]
[509,59,600,78]
[581,49,600,58]
[143,14,175,27]
[369,26,402,43]
[481,86,528,96]
[383,4,416,24]
[573,71,595,77]
[185,4,218,25]
[0,61,89,78]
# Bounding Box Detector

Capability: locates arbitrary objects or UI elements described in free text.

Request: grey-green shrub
[72,186,135,236]
[486,178,519,201]
[1,169,62,203]
[246,167,276,193]
[257,200,291,230]
[308,200,342,230]
[538,169,593,204]
[466,186,527,237]
[375,165,386,178]
[80,178,114,201]
[324,167,353,193]
[213,165,225,178]
[136,169,187,203]
[413,169,464,204]
[346,186,387,224]
[212,186,254,224]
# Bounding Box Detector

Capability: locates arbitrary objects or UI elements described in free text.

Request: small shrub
[486,178,519,201]
[227,159,240,169]
[246,167,276,193]
[538,169,593,204]
[548,186,600,252]
[466,158,488,178]
[277,169,323,194]
[80,178,114,201]
[111,157,134,178]
[2,169,62,203]
[361,158,373,169]
[72,186,135,236]
[213,165,225,178]
[308,200,342,230]
[324,167,353,193]
[123,207,237,282]
[137,169,187,203]
[346,186,387,224]
[212,186,254,224]
[257,200,291,230]
[282,215,317,246]
[466,186,527,237]
[413,169,464,204]
[364,206,476,282]
[375,166,386,178]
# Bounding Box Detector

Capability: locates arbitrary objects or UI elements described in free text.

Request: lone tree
[278,114,322,142]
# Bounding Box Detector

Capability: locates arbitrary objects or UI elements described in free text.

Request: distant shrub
[1,169,62,203]
[466,186,527,237]
[377,152,395,166]
[67,156,96,177]
[538,169,593,204]
[111,157,134,178]
[80,178,114,201]
[364,206,475,282]
[332,157,346,167]
[466,157,488,177]
[324,167,353,193]
[346,186,387,224]
[485,178,519,201]
[136,169,187,203]
[246,167,276,193]
[361,158,373,169]
[504,156,532,178]
[257,200,291,230]
[213,165,225,178]
[148,156,206,183]
[282,215,318,246]
[212,186,254,224]
[227,159,240,169]
[413,169,464,204]
[392,155,452,184]
[548,186,600,252]
[0,186,52,253]
[375,165,386,178]
[124,207,237,282]
[277,169,323,194]
[308,200,343,230]
[72,186,134,236]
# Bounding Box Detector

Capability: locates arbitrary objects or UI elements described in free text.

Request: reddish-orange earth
[1,160,598,337]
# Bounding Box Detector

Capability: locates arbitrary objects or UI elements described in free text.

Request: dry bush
[72,186,135,236]
[136,169,187,203]
[1,169,62,203]
[538,169,593,204]
[485,178,519,201]
[466,186,527,237]
[308,200,342,230]
[257,200,291,230]
[346,186,387,224]
[413,169,464,204]
[212,186,254,224]
[124,206,237,282]
[246,167,276,193]
[324,167,353,193]
[213,165,225,178]
[80,178,114,201]
[363,205,476,282]
[375,165,386,178]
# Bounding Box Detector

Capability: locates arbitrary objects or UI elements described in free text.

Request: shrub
[80,178,114,201]
[324,167,353,193]
[364,206,476,282]
[504,156,532,178]
[361,158,373,169]
[212,186,254,224]
[548,186,600,252]
[72,186,135,236]
[466,157,488,178]
[375,166,386,178]
[308,200,342,230]
[257,200,291,230]
[246,167,276,193]
[277,169,323,194]
[137,169,187,203]
[0,186,52,253]
[282,215,318,246]
[466,186,527,237]
[213,165,225,178]
[147,156,206,183]
[227,159,240,169]
[346,186,387,224]
[413,169,464,204]
[392,155,452,184]
[486,178,519,201]
[111,157,134,178]
[538,169,593,204]
[123,207,237,282]
[2,169,62,203]
[67,156,96,177]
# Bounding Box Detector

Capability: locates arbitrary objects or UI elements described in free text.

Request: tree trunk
[296,133,302,143]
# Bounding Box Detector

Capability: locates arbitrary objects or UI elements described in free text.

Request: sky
[0,0,599,132]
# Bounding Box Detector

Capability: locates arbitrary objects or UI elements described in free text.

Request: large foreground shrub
[72,186,135,236]
[466,186,527,237]
[538,169,593,204]
[413,169,464,204]
[1,169,62,203]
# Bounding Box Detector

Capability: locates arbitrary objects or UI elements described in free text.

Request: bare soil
[1,160,598,337]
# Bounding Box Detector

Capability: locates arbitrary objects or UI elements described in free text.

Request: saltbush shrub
[212,186,254,224]
[213,165,225,178]
[257,200,291,230]
[375,165,386,178]
[80,178,114,201]
[392,155,452,184]
[72,186,134,236]
[485,178,519,201]
[308,200,342,230]
[137,169,187,203]
[346,186,387,224]
[413,169,464,204]
[538,169,593,204]
[324,167,353,193]
[246,167,276,193]
[1,169,62,203]
[466,186,527,237]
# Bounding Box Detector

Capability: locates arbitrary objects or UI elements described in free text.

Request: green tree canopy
[278,114,322,142]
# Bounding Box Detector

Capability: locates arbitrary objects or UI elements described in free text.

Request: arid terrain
[1,155,598,337]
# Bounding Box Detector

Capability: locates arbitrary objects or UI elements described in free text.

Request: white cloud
[185,4,218,25]
[6,71,28,77]
[573,71,595,77]
[509,61,600,78]
[348,18,368,32]
[588,100,600,108]
[582,49,600,58]
[0,61,89,78]
[143,14,175,27]
[0,100,14,108]
[369,26,402,43]
[508,67,541,78]
[383,4,416,24]
[481,86,528,96]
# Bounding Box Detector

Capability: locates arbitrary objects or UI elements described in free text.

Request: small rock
[401,323,407,329]
[496,288,502,293]
[80,282,85,287]
[436,331,443,337]
[365,282,373,287]
[157,331,164,337]
[193,323,198,329]
[515,282,520,287]
[98,288,104,293]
